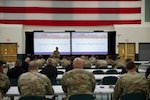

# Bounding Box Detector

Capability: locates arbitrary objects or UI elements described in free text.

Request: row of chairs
[59,69,120,74]
[18,93,147,100]
[68,93,147,100]
[9,76,118,86]
[9,77,147,100]
[58,69,119,75]
[9,70,64,86]
[93,69,118,74]
[10,76,118,86]
[9,78,58,86]
[83,66,124,69]
[9,69,119,86]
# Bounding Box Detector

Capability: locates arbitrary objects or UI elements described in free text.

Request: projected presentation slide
[72,32,108,55]
[34,32,71,55]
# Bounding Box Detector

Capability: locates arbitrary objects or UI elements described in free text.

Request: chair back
[57,71,64,74]
[121,93,146,100]
[93,70,104,74]
[10,78,18,86]
[50,78,57,85]
[117,66,124,69]
[68,94,95,100]
[19,96,45,100]
[106,69,118,74]
[83,67,91,69]
[102,76,118,85]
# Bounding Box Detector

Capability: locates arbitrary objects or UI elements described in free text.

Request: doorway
[118,43,135,61]
[0,43,17,62]
[139,43,150,60]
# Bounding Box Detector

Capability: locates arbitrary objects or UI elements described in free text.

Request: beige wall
[0,24,23,54]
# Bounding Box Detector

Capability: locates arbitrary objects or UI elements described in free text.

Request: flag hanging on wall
[0,0,141,26]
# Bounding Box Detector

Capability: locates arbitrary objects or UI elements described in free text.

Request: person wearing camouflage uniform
[60,56,70,68]
[96,56,108,68]
[18,61,54,96]
[0,60,10,98]
[105,55,114,65]
[53,47,60,60]
[82,56,91,68]
[113,56,125,68]
[112,62,149,100]
[89,55,96,65]
[61,58,96,100]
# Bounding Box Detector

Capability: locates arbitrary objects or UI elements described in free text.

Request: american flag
[0,0,141,26]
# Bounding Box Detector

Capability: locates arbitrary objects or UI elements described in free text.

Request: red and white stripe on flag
[0,0,141,26]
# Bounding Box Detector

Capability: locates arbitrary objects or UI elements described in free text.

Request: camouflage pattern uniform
[53,50,60,59]
[105,59,114,65]
[18,72,54,96]
[0,72,10,97]
[0,91,2,99]
[36,59,45,68]
[112,72,149,100]
[83,59,91,68]
[89,56,96,65]
[61,69,96,99]
[114,59,125,68]
[96,60,108,68]
[60,58,70,68]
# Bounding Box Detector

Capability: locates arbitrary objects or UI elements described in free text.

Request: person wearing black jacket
[7,59,25,79]
[40,58,57,79]
[65,56,76,72]
[21,57,30,72]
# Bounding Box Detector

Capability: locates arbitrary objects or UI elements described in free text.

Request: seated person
[65,56,76,72]
[60,56,70,68]
[113,56,125,69]
[121,58,139,74]
[105,55,114,65]
[62,58,96,100]
[40,58,57,79]
[49,55,59,67]
[145,66,150,78]
[89,55,96,65]
[0,92,2,100]
[7,59,25,79]
[96,56,108,69]
[21,57,30,72]
[36,55,46,68]
[112,62,149,100]
[18,61,54,97]
[145,66,150,100]
[0,60,10,98]
[82,56,92,68]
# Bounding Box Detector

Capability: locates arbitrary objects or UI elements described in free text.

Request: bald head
[73,58,83,69]
[25,57,30,63]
